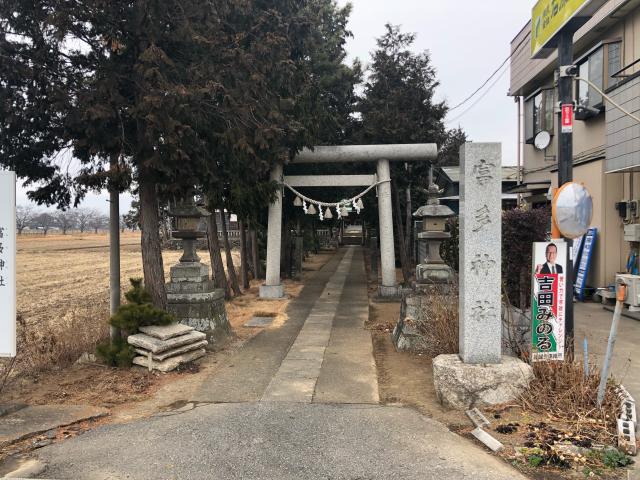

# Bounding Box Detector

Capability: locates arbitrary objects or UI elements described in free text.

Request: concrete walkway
[31,247,524,480]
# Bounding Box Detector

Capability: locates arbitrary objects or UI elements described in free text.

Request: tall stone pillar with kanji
[459,143,502,364]
[432,143,533,410]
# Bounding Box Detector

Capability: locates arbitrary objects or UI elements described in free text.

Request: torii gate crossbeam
[259,144,438,299]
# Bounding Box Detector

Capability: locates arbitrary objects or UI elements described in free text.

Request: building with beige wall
[509,0,640,291]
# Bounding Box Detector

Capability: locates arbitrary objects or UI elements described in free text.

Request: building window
[525,88,554,144]
[608,42,622,88]
[576,41,622,119]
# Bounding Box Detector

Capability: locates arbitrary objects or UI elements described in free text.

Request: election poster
[531,241,567,362]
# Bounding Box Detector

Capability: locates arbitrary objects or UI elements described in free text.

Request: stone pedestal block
[167,289,229,345]
[415,263,454,285]
[166,258,230,347]
[392,317,428,352]
[432,354,534,410]
[392,289,452,353]
[378,285,400,298]
[259,284,285,299]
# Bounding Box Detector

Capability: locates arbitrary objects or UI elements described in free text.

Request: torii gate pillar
[375,158,397,296]
[259,144,438,299]
[259,161,286,299]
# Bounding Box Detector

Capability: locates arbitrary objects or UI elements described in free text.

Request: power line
[447,34,530,113]
[445,62,510,125]
[448,57,511,112]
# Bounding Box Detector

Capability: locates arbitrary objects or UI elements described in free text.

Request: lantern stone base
[166,262,230,347]
[415,263,454,285]
[378,285,401,298]
[392,287,455,353]
[432,354,534,410]
[259,284,285,299]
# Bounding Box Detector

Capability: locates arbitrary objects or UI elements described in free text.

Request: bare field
[0,233,321,409]
[11,232,241,374]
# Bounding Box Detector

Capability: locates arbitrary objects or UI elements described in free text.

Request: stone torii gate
[259,144,438,299]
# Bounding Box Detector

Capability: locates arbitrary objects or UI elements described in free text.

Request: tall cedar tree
[1,1,358,307]
[201,0,361,285]
[356,25,464,282]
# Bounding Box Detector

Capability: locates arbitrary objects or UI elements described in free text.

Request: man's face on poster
[546,244,557,264]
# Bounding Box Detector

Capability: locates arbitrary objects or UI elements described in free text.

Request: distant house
[438,166,520,213]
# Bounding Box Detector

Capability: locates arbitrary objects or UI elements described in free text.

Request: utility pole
[557,29,576,357]
[109,155,121,342]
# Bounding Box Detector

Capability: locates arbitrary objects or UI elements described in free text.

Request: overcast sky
[17,1,533,214]
[338,0,532,162]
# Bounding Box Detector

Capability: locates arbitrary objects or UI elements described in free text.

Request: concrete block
[471,427,503,452]
[466,408,491,428]
[432,354,534,410]
[127,331,206,354]
[134,340,208,361]
[244,316,275,327]
[133,348,206,373]
[259,284,285,299]
[139,323,194,340]
[617,418,637,455]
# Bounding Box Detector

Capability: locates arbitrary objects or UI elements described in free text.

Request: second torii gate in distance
[259,144,438,299]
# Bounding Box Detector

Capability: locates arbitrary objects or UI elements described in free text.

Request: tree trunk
[311,220,318,254]
[138,174,167,309]
[220,210,242,296]
[206,211,230,298]
[281,220,292,279]
[239,220,250,289]
[405,184,413,264]
[392,178,412,284]
[251,228,261,279]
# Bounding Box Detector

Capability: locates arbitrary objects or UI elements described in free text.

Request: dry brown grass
[413,287,459,357]
[519,360,620,444]
[2,232,241,379]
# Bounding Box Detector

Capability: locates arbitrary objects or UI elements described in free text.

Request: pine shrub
[95,278,175,367]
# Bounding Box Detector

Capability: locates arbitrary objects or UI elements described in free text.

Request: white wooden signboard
[0,171,16,357]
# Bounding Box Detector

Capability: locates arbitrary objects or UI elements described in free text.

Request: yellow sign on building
[531,0,590,58]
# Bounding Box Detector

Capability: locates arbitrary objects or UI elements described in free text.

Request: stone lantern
[413,168,455,285]
[169,199,210,263]
[166,198,230,345]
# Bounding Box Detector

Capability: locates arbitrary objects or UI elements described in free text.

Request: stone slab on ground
[259,284,285,299]
[132,348,206,372]
[471,427,503,452]
[134,339,208,361]
[127,330,206,354]
[432,354,534,410]
[138,323,194,340]
[245,317,275,328]
[0,458,48,478]
[0,404,26,418]
[0,405,108,447]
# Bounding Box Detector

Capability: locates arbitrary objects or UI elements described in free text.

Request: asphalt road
[32,247,525,480]
[37,402,522,480]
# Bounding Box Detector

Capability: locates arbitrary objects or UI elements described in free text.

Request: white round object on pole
[553,182,593,239]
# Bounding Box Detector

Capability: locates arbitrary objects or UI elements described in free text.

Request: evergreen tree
[354,24,458,283]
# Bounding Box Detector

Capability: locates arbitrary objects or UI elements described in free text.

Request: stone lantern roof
[413,182,454,219]
[168,200,210,219]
